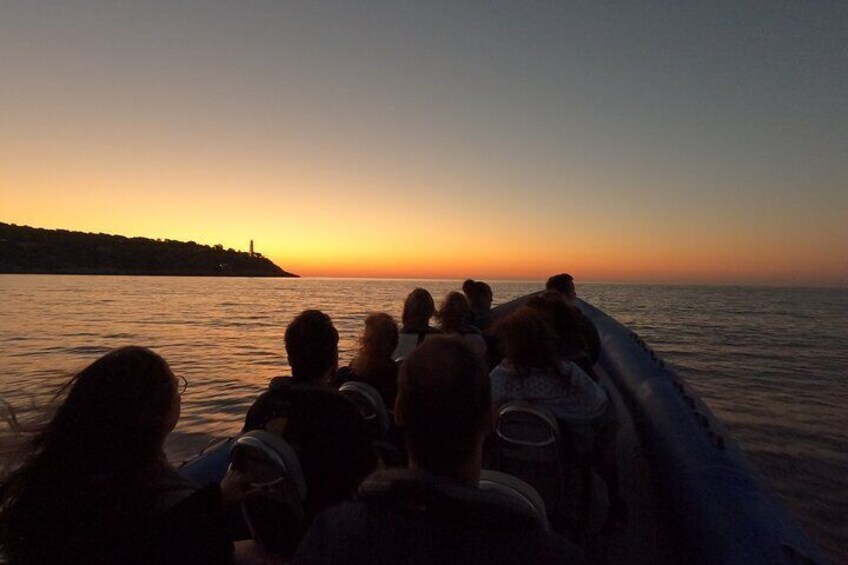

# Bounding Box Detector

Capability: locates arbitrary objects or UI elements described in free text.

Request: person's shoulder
[294,386,370,431]
[334,365,358,385]
[370,361,399,380]
[245,378,358,430]
[490,361,514,377]
[250,376,310,408]
[461,324,483,335]
[294,384,358,410]
[473,527,584,565]
[250,376,295,402]
[244,377,292,430]
[526,529,587,564]
[290,500,373,564]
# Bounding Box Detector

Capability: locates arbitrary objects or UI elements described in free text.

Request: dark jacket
[243,377,377,520]
[1,469,231,565]
[292,469,585,565]
[333,362,399,412]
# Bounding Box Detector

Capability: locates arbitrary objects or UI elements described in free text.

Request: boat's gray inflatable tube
[578,299,828,565]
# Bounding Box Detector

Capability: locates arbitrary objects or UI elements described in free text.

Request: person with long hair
[334,312,400,409]
[490,308,625,531]
[436,292,487,360]
[489,307,605,421]
[393,288,441,361]
[0,346,240,564]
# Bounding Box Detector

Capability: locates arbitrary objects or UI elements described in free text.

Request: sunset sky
[2,2,846,284]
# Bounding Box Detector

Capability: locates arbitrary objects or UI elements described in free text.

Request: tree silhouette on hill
[0,223,297,277]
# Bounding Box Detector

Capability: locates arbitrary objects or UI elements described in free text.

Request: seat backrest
[229,430,308,558]
[338,381,390,439]
[478,469,550,531]
[491,402,564,515]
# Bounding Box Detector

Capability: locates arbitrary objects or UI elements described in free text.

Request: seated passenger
[292,337,585,564]
[490,307,607,424]
[436,291,487,360]
[527,291,598,378]
[243,310,377,522]
[0,346,241,564]
[545,273,601,366]
[333,312,400,410]
[392,288,441,361]
[490,308,625,531]
[464,280,494,331]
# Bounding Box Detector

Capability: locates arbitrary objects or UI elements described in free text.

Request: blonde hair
[351,313,399,376]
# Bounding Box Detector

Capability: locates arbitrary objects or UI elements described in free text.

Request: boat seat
[229,430,307,558]
[338,381,404,466]
[338,380,391,439]
[490,402,565,517]
[478,469,550,531]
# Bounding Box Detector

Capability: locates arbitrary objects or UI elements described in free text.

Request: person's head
[285,310,339,383]
[492,307,561,374]
[0,347,183,560]
[47,346,180,453]
[526,291,584,346]
[474,281,493,311]
[545,273,576,299]
[436,292,471,333]
[464,281,493,313]
[401,288,435,328]
[351,312,399,375]
[396,336,492,482]
[461,279,475,296]
[2,346,180,479]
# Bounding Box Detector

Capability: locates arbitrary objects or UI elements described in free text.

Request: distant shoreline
[0,223,299,278]
[0,271,295,278]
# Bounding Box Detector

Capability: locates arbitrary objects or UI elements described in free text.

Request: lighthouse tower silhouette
[250,239,254,256]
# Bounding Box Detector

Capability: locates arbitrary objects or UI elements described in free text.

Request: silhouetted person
[243,310,377,524]
[545,273,576,300]
[527,291,597,377]
[292,337,585,565]
[436,291,487,360]
[545,273,601,367]
[393,288,441,361]
[464,280,494,331]
[490,308,625,532]
[333,312,400,411]
[0,347,240,564]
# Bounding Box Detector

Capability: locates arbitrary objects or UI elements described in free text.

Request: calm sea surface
[0,276,845,559]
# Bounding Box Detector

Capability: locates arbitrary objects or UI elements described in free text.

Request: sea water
[0,275,845,559]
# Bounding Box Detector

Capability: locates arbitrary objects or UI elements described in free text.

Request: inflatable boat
[179,295,829,565]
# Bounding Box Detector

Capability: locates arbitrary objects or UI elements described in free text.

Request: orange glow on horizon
[2,150,846,287]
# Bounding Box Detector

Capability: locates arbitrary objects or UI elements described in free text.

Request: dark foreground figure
[292,337,585,565]
[0,347,237,564]
[243,310,376,522]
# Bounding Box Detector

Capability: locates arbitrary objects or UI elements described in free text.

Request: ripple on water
[0,278,845,561]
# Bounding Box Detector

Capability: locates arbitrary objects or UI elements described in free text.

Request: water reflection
[0,276,846,558]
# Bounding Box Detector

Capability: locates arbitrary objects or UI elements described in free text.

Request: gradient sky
[2,1,846,284]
